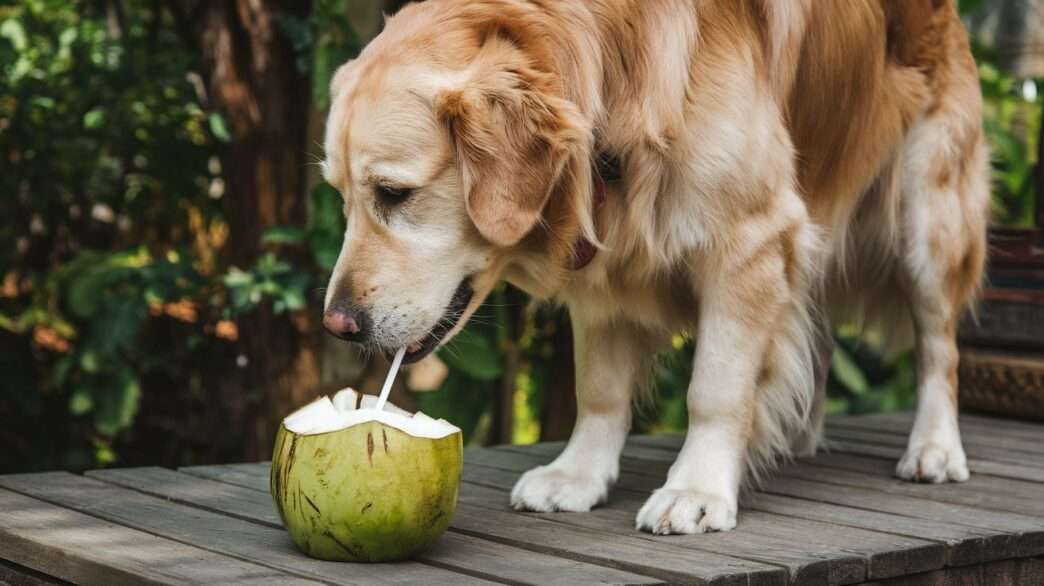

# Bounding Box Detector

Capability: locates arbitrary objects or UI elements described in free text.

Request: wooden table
[1,412,1043,585]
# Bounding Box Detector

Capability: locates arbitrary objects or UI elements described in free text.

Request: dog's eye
[375,184,414,207]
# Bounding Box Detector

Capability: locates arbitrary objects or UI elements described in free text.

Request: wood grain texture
[457,462,943,583]
[858,556,1044,585]
[0,473,489,586]
[825,414,1043,455]
[466,451,1029,569]
[0,488,309,586]
[89,467,667,586]
[220,458,950,584]
[0,559,66,586]
[183,463,785,586]
[3,413,1044,586]
[822,426,1044,471]
[626,427,1044,485]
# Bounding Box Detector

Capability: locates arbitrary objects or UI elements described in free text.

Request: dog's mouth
[398,278,474,365]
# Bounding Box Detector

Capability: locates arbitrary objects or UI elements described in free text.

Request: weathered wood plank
[493,440,1036,531]
[823,426,1044,472]
[834,412,1044,445]
[460,460,948,583]
[473,447,985,555]
[773,463,1044,560]
[748,493,1000,568]
[449,503,781,586]
[180,464,268,487]
[489,435,1044,534]
[89,467,667,586]
[956,413,1044,440]
[461,459,935,583]
[859,556,1044,585]
[625,431,1044,487]
[0,487,310,586]
[470,444,1041,570]
[471,451,1030,563]
[760,476,1027,565]
[89,467,282,526]
[825,416,1043,456]
[0,559,68,586]
[459,479,847,584]
[800,452,1044,518]
[0,473,489,586]
[184,463,788,586]
[465,448,666,494]
[777,463,1044,539]
[820,438,1044,484]
[0,559,66,586]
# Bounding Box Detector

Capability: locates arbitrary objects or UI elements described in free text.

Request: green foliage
[961,0,1042,226]
[263,184,347,272]
[0,0,222,469]
[825,335,916,416]
[421,288,513,442]
[0,0,346,470]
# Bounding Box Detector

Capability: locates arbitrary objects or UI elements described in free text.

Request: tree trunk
[172,0,320,460]
[540,314,577,441]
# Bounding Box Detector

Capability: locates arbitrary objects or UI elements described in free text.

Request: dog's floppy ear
[435,48,589,247]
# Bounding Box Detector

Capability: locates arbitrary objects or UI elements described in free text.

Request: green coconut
[271,388,462,562]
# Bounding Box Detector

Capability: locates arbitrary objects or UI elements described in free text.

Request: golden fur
[322,0,989,534]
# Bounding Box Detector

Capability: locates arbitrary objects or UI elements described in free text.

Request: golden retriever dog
[320,0,988,534]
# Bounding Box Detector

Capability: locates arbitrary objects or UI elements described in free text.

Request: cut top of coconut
[283,388,461,439]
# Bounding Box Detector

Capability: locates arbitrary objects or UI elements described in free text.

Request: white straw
[375,347,407,411]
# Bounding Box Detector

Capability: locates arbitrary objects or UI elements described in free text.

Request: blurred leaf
[418,370,491,442]
[263,226,308,244]
[440,329,503,381]
[958,0,984,15]
[208,112,232,142]
[83,108,105,129]
[1,18,28,51]
[80,351,101,373]
[68,389,93,415]
[831,345,869,395]
[93,371,141,437]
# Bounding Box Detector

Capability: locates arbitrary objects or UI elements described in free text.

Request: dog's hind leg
[893,104,989,484]
[511,314,662,512]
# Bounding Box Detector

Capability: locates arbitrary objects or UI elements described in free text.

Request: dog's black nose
[323,306,370,342]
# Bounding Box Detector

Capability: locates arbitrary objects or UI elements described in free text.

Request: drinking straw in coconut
[375,346,407,411]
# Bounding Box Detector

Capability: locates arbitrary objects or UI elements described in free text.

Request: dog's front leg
[637,225,810,534]
[511,315,659,512]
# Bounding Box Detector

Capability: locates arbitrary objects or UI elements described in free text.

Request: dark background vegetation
[0,0,1036,472]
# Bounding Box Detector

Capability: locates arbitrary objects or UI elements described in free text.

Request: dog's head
[320,3,594,363]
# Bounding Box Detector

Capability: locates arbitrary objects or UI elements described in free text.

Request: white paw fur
[897,441,969,483]
[635,488,737,535]
[510,465,613,512]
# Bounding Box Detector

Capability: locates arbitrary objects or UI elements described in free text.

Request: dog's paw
[510,465,611,512]
[897,442,969,483]
[635,488,737,535]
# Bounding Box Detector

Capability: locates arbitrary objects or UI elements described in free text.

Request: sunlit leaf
[83,108,105,129]
[69,389,93,415]
[831,345,869,395]
[208,112,232,142]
